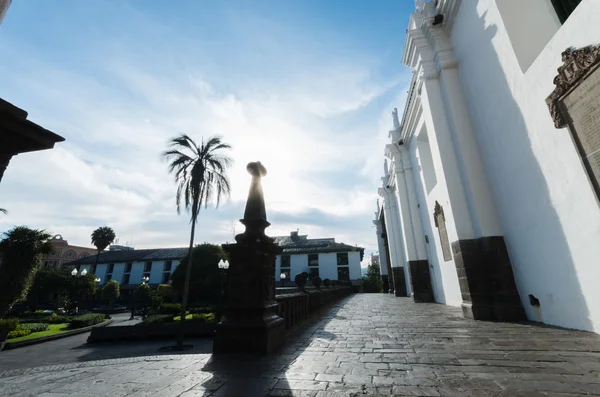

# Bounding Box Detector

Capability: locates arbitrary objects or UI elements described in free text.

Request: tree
[27,267,72,310]
[362,263,383,293]
[134,283,154,310]
[0,208,6,215]
[90,226,115,274]
[170,243,228,305]
[0,226,52,318]
[102,280,120,305]
[157,284,174,303]
[163,134,232,348]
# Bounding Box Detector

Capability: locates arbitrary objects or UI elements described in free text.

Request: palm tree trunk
[92,250,100,275]
[177,206,197,348]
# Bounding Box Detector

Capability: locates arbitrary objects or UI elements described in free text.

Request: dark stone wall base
[452,236,526,322]
[408,260,434,303]
[392,267,408,297]
[381,275,389,294]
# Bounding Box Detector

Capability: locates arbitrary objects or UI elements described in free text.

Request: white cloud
[0,3,412,257]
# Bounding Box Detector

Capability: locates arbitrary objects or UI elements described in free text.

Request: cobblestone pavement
[1,294,599,396]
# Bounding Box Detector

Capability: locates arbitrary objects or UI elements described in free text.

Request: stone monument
[213,161,285,354]
[547,44,600,203]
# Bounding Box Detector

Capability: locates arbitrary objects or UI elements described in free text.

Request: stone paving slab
[1,295,600,396]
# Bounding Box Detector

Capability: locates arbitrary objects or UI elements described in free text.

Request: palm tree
[163,134,232,348]
[90,227,116,275]
[0,209,6,215]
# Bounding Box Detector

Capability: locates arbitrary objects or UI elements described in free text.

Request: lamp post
[141,276,150,285]
[217,259,229,322]
[280,272,287,287]
[70,268,88,314]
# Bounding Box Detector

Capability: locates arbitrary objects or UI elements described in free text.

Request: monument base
[213,304,285,355]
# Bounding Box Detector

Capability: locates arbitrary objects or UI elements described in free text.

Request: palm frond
[163,134,233,222]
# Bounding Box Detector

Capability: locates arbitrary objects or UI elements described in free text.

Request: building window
[550,0,581,23]
[144,261,152,272]
[308,268,320,279]
[107,263,114,274]
[308,254,318,267]
[337,267,349,281]
[52,251,60,257]
[79,252,89,259]
[281,255,291,268]
[162,273,171,284]
[64,251,76,259]
[105,274,112,283]
[434,201,452,262]
[337,253,349,266]
[125,262,132,273]
[122,273,130,285]
[164,260,172,272]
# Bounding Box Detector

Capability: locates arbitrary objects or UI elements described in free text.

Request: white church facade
[374,0,600,333]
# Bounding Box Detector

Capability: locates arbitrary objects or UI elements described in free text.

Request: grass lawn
[7,323,70,343]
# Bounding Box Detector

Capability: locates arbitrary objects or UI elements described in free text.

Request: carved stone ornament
[546,44,600,129]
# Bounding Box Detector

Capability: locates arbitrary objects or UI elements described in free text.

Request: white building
[66,247,187,288]
[376,0,599,333]
[274,231,364,285]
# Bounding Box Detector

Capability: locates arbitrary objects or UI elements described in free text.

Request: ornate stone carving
[547,44,600,129]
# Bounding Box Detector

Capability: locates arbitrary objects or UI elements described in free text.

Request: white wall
[495,0,561,72]
[318,253,338,280]
[348,251,362,280]
[451,0,600,332]
[275,251,362,281]
[411,125,463,307]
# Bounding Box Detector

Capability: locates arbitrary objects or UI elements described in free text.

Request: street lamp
[280,272,287,287]
[70,268,88,314]
[216,259,229,323]
[141,276,150,284]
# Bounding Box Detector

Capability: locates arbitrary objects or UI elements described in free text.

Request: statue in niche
[392,108,401,130]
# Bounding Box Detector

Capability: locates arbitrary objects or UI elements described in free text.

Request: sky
[0,0,415,266]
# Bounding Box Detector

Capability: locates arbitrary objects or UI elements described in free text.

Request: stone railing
[88,286,352,343]
[275,286,352,329]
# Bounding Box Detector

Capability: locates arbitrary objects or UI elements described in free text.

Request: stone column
[373,216,390,293]
[213,162,285,354]
[379,212,395,294]
[386,143,434,303]
[379,185,409,297]
[404,21,525,321]
[0,152,12,183]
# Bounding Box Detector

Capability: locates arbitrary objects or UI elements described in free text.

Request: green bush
[43,314,72,324]
[19,323,49,332]
[159,303,182,315]
[8,329,31,339]
[190,313,215,323]
[69,314,105,329]
[141,314,173,325]
[0,318,20,333]
[189,306,216,314]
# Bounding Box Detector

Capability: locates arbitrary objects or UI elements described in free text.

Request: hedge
[69,314,105,329]
[8,329,31,339]
[141,314,173,325]
[0,318,19,333]
[44,314,73,324]
[159,303,182,315]
[20,323,49,332]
